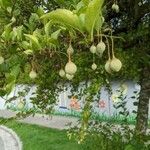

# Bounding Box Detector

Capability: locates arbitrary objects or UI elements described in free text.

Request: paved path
[0,125,22,150]
[0,110,78,130]
[0,136,5,150]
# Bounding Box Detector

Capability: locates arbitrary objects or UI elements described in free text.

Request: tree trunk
[135,66,150,135]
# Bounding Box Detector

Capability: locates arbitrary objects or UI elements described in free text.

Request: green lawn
[1,119,81,150]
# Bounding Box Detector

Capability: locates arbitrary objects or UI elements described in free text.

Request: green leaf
[11,26,23,41]
[10,64,20,77]
[85,0,104,41]
[79,13,86,29]
[1,23,12,40]
[0,0,11,8]
[15,26,23,41]
[76,1,84,11]
[125,145,134,150]
[4,65,20,94]
[95,15,104,32]
[45,21,52,36]
[24,49,33,55]
[21,41,30,50]
[41,9,83,32]
[51,29,62,40]
[82,0,90,5]
[36,7,45,17]
[24,34,41,50]
[5,80,15,94]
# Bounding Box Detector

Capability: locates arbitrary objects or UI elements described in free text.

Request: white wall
[0,81,149,118]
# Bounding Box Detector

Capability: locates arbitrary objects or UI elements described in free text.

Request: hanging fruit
[110,56,122,72]
[65,42,77,77]
[91,63,97,70]
[29,69,37,79]
[112,3,119,13]
[0,56,4,64]
[67,44,74,55]
[105,59,112,74]
[96,40,106,57]
[90,45,96,54]
[109,33,122,72]
[65,61,77,75]
[66,74,74,80]
[59,69,65,77]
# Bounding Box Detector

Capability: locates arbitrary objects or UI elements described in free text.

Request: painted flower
[99,100,106,108]
[70,96,80,110]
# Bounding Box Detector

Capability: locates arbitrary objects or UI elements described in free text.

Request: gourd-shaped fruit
[91,63,97,70]
[0,56,4,64]
[105,59,112,74]
[67,45,74,55]
[66,74,74,80]
[65,61,77,75]
[96,41,106,56]
[59,69,65,77]
[90,45,96,54]
[110,57,122,72]
[112,3,119,13]
[29,70,37,79]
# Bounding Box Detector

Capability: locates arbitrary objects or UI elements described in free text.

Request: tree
[0,0,149,137]
[105,0,150,135]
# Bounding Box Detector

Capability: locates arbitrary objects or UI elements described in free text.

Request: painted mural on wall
[0,81,150,119]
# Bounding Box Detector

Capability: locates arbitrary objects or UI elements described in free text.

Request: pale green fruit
[96,41,106,56]
[65,61,77,75]
[29,70,37,79]
[105,60,112,73]
[110,57,122,72]
[90,45,96,54]
[67,45,74,55]
[91,63,97,70]
[59,69,65,77]
[112,4,119,13]
[0,56,4,64]
[66,74,74,80]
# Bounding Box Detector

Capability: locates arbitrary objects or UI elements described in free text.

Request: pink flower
[70,96,80,110]
[99,100,106,108]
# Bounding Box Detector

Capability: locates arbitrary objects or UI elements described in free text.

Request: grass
[0,118,81,150]
[7,105,150,127]
[0,117,149,150]
[8,105,150,126]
